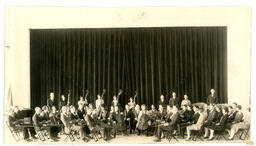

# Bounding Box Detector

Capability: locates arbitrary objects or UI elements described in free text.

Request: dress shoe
[154,139,161,142]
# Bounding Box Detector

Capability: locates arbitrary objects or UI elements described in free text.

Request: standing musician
[207,89,217,104]
[47,92,57,109]
[77,104,86,119]
[158,95,167,108]
[128,97,135,109]
[95,95,104,110]
[124,104,136,134]
[78,96,86,108]
[154,106,180,142]
[169,92,179,107]
[134,104,140,127]
[136,104,149,135]
[181,94,191,107]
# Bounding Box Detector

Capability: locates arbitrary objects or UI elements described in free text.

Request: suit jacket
[192,112,200,124]
[219,113,228,127]
[157,110,167,120]
[158,100,167,107]
[227,111,238,123]
[169,97,179,107]
[8,115,17,128]
[207,93,217,104]
[32,113,41,128]
[47,98,57,108]
[77,108,85,119]
[84,114,96,130]
[233,111,243,123]
[168,112,180,127]
[205,109,217,123]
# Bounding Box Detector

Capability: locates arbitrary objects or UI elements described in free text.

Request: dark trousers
[156,125,173,139]
[23,127,36,139]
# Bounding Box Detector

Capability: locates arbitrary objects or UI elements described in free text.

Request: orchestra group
[7,89,250,142]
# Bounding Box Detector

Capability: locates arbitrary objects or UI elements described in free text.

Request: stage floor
[4,126,246,144]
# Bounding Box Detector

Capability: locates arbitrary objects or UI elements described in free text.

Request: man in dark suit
[207,89,217,104]
[158,95,167,108]
[154,106,180,142]
[203,104,217,138]
[169,92,179,107]
[207,107,229,140]
[47,92,57,108]
[32,107,45,141]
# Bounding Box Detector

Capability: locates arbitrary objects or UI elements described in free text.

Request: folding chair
[190,127,204,141]
[215,129,228,140]
[6,121,21,141]
[236,126,250,140]
[163,128,179,142]
[63,130,75,142]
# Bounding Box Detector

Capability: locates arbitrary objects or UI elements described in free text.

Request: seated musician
[146,105,158,135]
[157,105,166,121]
[40,106,50,121]
[181,94,191,107]
[70,106,79,120]
[33,107,46,140]
[7,108,31,141]
[148,105,158,125]
[134,104,141,124]
[49,106,61,140]
[59,95,67,110]
[180,105,200,127]
[154,106,180,142]
[77,104,86,119]
[158,95,167,108]
[114,106,127,135]
[11,106,37,141]
[124,104,133,134]
[214,105,223,122]
[98,107,113,141]
[164,105,173,121]
[60,106,88,142]
[169,92,179,108]
[84,109,103,141]
[226,105,238,124]
[203,104,217,138]
[136,104,149,135]
[206,106,229,140]
[226,105,243,129]
[180,105,191,123]
[228,107,250,140]
[186,107,208,140]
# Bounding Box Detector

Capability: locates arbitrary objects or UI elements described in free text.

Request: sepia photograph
[3,6,252,144]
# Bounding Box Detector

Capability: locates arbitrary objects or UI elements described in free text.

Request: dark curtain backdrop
[30,27,227,109]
